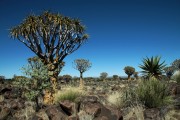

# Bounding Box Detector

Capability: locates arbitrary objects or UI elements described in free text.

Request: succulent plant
[139,56,166,80]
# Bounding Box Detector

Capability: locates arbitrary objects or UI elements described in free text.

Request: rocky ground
[0,79,180,120]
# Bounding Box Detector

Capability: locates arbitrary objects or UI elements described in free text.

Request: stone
[35,110,49,120]
[68,115,79,120]
[84,102,101,117]
[144,108,160,119]
[79,96,123,120]
[46,106,68,120]
[59,100,75,116]
[0,106,10,120]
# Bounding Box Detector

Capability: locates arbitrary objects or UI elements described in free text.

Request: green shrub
[136,78,173,108]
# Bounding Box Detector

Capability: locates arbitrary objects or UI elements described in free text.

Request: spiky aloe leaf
[139,56,166,80]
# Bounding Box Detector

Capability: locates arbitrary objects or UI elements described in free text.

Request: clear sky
[0,0,180,78]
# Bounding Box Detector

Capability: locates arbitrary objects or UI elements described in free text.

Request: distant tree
[0,76,5,84]
[133,72,139,80]
[10,11,88,99]
[62,74,72,83]
[112,75,119,80]
[172,59,180,71]
[100,72,108,81]
[58,76,63,82]
[73,59,91,88]
[139,56,166,80]
[124,66,135,80]
[164,66,176,79]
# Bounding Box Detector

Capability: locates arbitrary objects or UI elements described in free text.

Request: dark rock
[34,110,49,120]
[144,108,160,119]
[0,106,10,120]
[68,115,79,120]
[82,96,98,103]
[79,96,123,120]
[46,105,68,120]
[59,100,75,116]
[84,102,101,117]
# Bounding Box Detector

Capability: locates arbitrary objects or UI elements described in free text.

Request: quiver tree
[124,66,135,80]
[133,72,139,80]
[172,59,180,71]
[112,75,119,80]
[100,72,108,81]
[164,66,176,79]
[10,11,88,95]
[73,59,91,89]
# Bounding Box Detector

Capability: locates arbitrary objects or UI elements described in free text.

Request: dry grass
[107,91,124,109]
[164,109,180,120]
[54,86,87,103]
[124,104,145,120]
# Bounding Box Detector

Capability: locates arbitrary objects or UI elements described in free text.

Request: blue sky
[0,0,180,78]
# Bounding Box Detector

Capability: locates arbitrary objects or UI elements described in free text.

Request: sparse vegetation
[136,77,173,108]
[54,86,85,102]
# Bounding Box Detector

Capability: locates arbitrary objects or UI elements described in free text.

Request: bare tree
[73,59,91,88]
[10,11,88,93]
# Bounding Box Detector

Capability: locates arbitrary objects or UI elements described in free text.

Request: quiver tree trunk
[79,72,84,89]
[47,63,59,90]
[128,75,131,81]
[43,63,59,105]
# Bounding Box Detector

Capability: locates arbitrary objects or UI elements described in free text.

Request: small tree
[73,59,91,89]
[133,72,139,80]
[0,76,5,84]
[13,56,52,109]
[172,59,180,71]
[164,66,176,79]
[124,66,135,80]
[100,72,108,81]
[62,74,72,83]
[113,75,119,80]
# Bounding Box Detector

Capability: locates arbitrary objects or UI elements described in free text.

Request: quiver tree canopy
[10,11,88,94]
[10,11,88,65]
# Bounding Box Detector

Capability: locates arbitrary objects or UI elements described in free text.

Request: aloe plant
[139,56,166,80]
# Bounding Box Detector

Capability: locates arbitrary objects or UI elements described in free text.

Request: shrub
[54,87,85,102]
[136,78,173,108]
[107,91,124,109]
[172,71,180,84]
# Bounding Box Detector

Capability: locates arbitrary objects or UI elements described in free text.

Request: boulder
[33,110,49,120]
[59,100,75,116]
[0,106,10,120]
[46,105,68,120]
[144,108,160,120]
[79,96,123,120]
